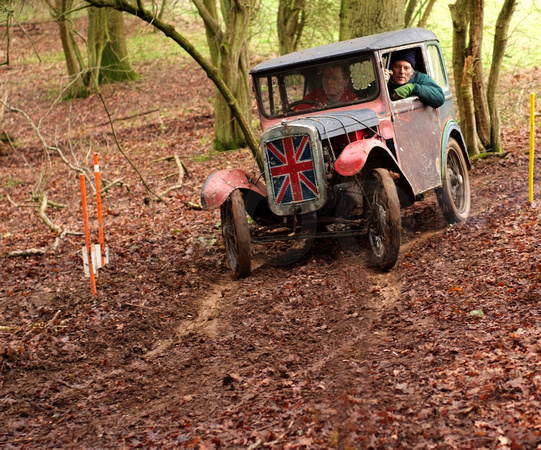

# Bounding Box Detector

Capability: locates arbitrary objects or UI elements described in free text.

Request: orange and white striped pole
[79,174,97,295]
[93,153,106,266]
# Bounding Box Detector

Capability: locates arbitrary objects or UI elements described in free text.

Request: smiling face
[390,60,414,86]
[321,66,349,101]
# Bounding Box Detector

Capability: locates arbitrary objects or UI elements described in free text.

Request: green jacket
[388,71,445,108]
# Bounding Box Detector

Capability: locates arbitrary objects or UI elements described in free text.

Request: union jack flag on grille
[265,134,319,205]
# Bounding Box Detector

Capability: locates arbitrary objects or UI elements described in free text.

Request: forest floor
[1,19,541,449]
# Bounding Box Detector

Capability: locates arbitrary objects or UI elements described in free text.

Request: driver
[293,64,358,111]
[384,49,445,108]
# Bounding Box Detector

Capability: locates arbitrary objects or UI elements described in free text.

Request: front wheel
[220,190,251,279]
[364,168,401,271]
[436,138,471,224]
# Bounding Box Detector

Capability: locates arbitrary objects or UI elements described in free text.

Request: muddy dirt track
[2,18,541,449]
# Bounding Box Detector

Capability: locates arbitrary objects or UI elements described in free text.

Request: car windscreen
[253,54,379,118]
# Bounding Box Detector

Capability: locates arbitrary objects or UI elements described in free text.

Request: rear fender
[201,169,267,210]
[441,120,470,173]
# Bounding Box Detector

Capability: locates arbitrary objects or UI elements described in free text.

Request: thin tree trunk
[487,0,517,153]
[461,56,479,157]
[404,0,419,28]
[469,0,491,149]
[449,0,469,128]
[418,0,437,28]
[56,0,87,98]
[195,0,254,151]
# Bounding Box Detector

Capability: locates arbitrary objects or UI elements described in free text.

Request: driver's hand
[384,69,392,82]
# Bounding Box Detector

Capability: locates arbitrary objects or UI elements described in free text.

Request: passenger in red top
[293,65,358,111]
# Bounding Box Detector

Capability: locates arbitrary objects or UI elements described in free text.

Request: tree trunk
[405,0,436,28]
[487,0,517,153]
[100,10,139,83]
[339,0,405,40]
[469,0,491,149]
[404,0,419,28]
[277,0,306,55]
[418,0,437,28]
[194,0,255,151]
[55,0,88,98]
[88,8,138,90]
[450,0,483,156]
[461,56,480,157]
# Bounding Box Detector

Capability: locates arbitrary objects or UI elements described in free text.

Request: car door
[385,44,446,196]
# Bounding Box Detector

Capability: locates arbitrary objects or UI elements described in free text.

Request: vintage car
[201,27,471,279]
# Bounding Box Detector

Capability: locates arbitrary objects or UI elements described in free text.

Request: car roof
[250,27,438,75]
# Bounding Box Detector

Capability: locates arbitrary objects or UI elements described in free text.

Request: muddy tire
[364,168,401,271]
[436,138,471,224]
[220,190,251,279]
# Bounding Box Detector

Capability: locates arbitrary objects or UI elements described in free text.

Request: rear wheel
[364,168,401,271]
[220,190,251,279]
[437,138,471,224]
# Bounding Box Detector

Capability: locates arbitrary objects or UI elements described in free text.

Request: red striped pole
[93,153,105,266]
[80,174,96,295]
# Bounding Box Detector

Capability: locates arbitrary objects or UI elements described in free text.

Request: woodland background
[1,0,541,448]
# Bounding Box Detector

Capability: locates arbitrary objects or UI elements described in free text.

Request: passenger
[384,49,445,108]
[293,65,358,111]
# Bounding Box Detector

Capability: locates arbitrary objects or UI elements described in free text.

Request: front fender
[335,137,416,207]
[335,137,389,176]
[201,169,267,210]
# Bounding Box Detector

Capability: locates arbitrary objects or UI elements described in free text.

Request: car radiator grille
[264,134,320,206]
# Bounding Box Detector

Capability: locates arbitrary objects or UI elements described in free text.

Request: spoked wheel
[251,212,317,267]
[220,189,251,279]
[364,168,401,271]
[436,138,471,224]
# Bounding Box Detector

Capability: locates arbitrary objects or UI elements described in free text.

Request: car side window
[426,44,449,90]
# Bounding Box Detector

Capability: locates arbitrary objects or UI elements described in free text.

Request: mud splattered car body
[201,28,471,278]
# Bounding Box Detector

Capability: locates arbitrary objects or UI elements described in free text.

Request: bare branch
[37,193,62,234]
[158,154,186,197]
[4,230,82,258]
[185,201,203,210]
[102,177,129,194]
[96,91,172,209]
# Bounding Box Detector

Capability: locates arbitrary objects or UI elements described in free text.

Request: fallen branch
[4,229,82,258]
[185,201,203,210]
[45,310,61,327]
[102,177,129,194]
[32,194,67,209]
[6,193,34,208]
[38,193,61,234]
[158,154,187,197]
